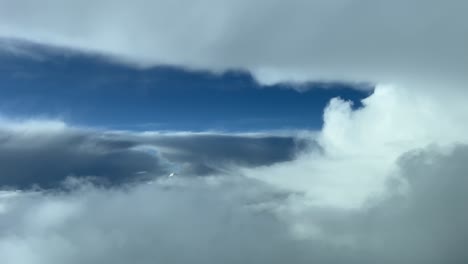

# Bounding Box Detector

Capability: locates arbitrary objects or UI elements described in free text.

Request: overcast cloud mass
[0,0,467,88]
[1,0,468,263]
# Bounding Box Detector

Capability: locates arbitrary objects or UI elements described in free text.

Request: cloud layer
[1,0,467,87]
[0,118,305,188]
[1,142,468,263]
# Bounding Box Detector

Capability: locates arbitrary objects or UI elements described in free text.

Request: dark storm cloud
[0,127,306,188]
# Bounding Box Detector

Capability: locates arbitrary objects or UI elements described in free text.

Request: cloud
[134,133,309,174]
[0,0,466,88]
[0,176,338,264]
[1,1,468,262]
[0,118,305,188]
[1,79,468,262]
[241,85,468,208]
[375,145,468,263]
[0,126,168,188]
[1,143,468,263]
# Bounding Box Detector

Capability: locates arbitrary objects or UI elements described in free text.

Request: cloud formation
[1,84,468,262]
[1,143,468,263]
[0,0,466,87]
[241,85,468,208]
[1,1,468,263]
[0,118,305,188]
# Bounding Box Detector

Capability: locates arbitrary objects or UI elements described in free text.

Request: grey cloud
[371,145,468,263]
[298,144,468,263]
[2,144,468,263]
[0,130,169,188]
[0,177,354,264]
[0,0,466,90]
[137,134,309,174]
[0,128,306,188]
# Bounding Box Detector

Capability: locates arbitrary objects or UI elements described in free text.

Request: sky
[1,1,468,264]
[0,41,370,131]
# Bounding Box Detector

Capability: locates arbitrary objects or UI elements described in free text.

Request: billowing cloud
[1,143,468,263]
[0,176,344,264]
[1,82,468,262]
[0,0,466,88]
[241,84,468,208]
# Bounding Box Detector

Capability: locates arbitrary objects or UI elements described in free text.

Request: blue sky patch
[0,43,372,131]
